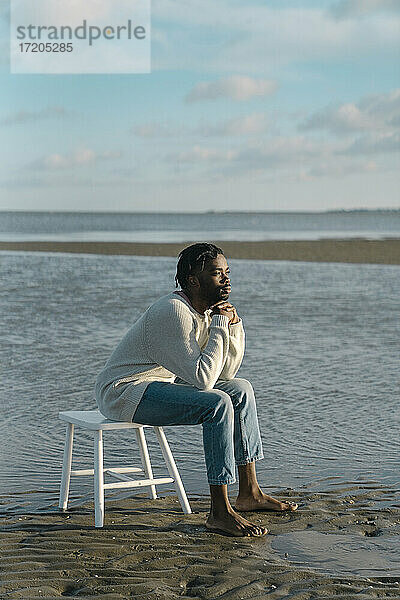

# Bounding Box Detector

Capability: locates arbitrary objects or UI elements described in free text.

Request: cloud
[307,160,377,178]
[341,131,400,155]
[14,0,131,24]
[300,103,378,135]
[177,146,235,163]
[153,2,399,74]
[131,122,182,137]
[358,88,400,122]
[43,154,70,169]
[0,174,44,189]
[1,106,72,126]
[131,113,269,139]
[29,148,121,170]
[329,0,400,20]
[199,113,268,136]
[300,89,400,136]
[185,76,277,103]
[166,133,391,181]
[171,136,325,174]
[183,133,396,179]
[229,136,324,173]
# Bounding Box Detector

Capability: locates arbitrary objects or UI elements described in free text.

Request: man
[96,242,297,537]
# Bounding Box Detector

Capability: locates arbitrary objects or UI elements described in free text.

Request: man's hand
[211,301,240,324]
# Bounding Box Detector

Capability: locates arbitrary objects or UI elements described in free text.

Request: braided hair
[175,243,224,290]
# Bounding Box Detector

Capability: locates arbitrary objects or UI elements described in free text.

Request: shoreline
[1,238,400,264]
[0,489,399,599]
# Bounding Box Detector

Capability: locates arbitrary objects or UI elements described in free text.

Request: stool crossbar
[58,410,191,527]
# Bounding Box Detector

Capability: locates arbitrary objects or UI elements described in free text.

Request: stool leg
[154,427,191,514]
[135,427,157,500]
[94,430,104,527]
[59,423,74,511]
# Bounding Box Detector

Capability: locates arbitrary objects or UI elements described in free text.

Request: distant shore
[1,238,400,264]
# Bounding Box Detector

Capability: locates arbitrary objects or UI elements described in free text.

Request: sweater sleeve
[218,319,245,380]
[145,300,230,390]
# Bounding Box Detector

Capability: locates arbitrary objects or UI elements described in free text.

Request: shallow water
[272,531,400,577]
[1,252,399,517]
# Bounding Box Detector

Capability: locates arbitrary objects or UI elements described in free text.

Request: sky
[0,0,399,212]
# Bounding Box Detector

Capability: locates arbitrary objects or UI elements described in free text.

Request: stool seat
[59,409,150,430]
[58,408,191,527]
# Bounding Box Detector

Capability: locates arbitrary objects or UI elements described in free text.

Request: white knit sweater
[95,291,245,421]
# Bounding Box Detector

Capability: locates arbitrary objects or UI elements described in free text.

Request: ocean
[1,209,400,242]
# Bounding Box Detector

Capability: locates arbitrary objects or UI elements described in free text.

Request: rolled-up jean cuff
[208,477,237,486]
[235,452,264,467]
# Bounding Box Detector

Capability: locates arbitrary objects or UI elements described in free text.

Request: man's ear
[188,274,200,288]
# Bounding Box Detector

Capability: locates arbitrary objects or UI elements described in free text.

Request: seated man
[95,242,297,537]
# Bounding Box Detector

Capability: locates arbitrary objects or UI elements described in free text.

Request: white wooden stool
[59,410,192,527]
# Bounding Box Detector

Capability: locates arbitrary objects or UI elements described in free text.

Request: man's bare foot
[206,508,268,537]
[235,492,298,513]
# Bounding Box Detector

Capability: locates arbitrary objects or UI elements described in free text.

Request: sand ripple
[1,492,399,599]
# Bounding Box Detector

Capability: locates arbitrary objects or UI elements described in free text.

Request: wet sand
[1,239,400,264]
[1,489,399,599]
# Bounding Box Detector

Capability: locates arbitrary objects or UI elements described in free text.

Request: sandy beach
[1,238,400,264]
[1,489,399,599]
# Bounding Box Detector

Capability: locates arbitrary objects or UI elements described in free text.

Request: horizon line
[1,207,400,215]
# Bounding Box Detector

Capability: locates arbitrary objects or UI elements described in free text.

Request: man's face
[194,254,231,306]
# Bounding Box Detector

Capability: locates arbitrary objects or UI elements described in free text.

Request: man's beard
[219,288,230,299]
[214,287,230,303]
[200,284,230,307]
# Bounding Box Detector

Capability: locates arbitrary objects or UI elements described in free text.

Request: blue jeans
[132,378,264,485]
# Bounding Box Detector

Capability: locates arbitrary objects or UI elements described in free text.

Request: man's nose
[222,273,230,283]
